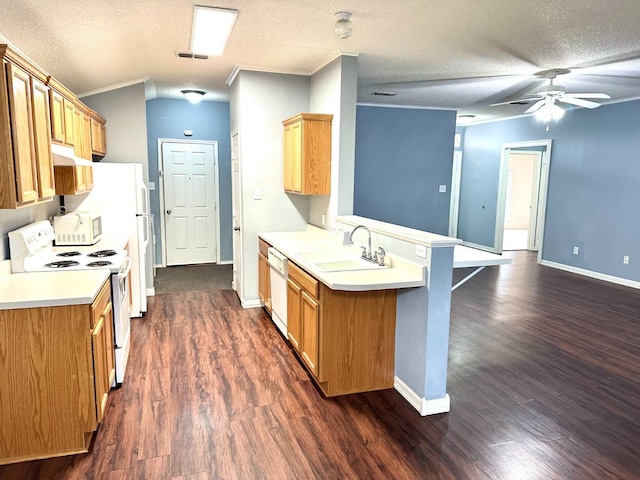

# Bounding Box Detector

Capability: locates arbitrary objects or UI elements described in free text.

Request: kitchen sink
[297,250,388,272]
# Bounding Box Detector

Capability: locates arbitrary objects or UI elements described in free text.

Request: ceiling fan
[491,68,611,114]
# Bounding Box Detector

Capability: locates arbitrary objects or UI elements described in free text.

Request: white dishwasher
[267,247,288,336]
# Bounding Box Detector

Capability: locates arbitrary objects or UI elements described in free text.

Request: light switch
[149,182,155,191]
[439,185,447,193]
[254,188,262,200]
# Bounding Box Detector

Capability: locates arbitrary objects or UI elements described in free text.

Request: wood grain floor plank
[3,252,640,479]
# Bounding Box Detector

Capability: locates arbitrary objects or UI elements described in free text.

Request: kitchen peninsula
[260,216,462,415]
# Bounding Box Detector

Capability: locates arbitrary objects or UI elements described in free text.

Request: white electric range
[8,220,132,387]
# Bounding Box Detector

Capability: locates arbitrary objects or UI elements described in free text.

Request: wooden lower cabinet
[286,261,397,396]
[0,280,114,465]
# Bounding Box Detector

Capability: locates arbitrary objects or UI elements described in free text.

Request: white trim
[218,260,233,265]
[394,376,451,416]
[157,139,221,267]
[241,299,262,309]
[309,51,359,75]
[461,241,495,253]
[495,140,552,261]
[226,66,241,86]
[146,287,155,297]
[540,260,640,290]
[449,151,463,237]
[77,77,149,98]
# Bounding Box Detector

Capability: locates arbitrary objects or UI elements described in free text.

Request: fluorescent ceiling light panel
[191,6,238,55]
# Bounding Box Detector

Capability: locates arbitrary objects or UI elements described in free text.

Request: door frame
[230,128,244,300]
[157,138,221,268]
[494,139,552,263]
[449,150,463,237]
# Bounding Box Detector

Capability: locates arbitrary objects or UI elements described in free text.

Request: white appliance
[53,211,103,245]
[8,220,132,386]
[64,163,150,317]
[267,247,288,336]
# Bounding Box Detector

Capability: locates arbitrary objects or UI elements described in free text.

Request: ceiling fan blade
[557,96,601,109]
[490,97,540,107]
[524,99,547,113]
[564,93,611,99]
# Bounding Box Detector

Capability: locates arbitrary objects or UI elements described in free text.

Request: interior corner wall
[145,98,232,264]
[0,202,59,260]
[460,100,640,282]
[308,55,358,230]
[353,106,457,235]
[230,70,311,303]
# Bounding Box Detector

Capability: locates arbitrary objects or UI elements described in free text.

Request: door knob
[166,209,171,215]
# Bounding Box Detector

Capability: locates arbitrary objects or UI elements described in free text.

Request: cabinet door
[103,300,115,388]
[63,98,74,146]
[5,62,38,204]
[258,253,271,313]
[286,278,302,351]
[72,106,83,158]
[289,121,302,192]
[301,290,319,377]
[82,113,92,160]
[91,118,107,156]
[91,315,110,424]
[49,89,65,142]
[85,165,94,191]
[283,124,292,190]
[31,77,55,198]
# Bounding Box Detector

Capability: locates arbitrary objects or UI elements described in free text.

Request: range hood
[51,143,93,166]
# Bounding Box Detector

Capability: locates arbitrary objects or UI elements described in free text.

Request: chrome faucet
[346,225,372,260]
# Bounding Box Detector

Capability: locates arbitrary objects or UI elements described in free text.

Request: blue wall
[460,100,640,282]
[146,99,232,264]
[353,106,457,235]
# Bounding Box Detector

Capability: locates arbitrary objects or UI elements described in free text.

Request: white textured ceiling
[1,0,640,122]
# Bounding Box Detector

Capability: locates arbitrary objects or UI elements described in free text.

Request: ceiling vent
[371,91,397,97]
[176,52,209,60]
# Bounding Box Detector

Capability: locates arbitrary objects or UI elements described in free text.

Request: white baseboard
[394,376,450,416]
[541,260,640,290]
[218,260,233,265]
[461,241,495,253]
[241,299,262,309]
[146,287,155,297]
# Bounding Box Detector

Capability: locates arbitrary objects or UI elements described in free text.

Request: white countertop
[453,245,512,268]
[0,260,110,310]
[259,227,426,292]
[336,215,461,248]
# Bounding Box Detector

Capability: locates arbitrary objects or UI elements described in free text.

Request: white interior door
[162,142,217,266]
[231,130,243,301]
[449,151,462,237]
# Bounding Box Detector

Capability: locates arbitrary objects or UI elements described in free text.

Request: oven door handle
[118,256,132,278]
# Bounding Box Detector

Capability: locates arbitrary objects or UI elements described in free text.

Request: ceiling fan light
[181,89,206,103]
[334,12,352,39]
[535,102,564,122]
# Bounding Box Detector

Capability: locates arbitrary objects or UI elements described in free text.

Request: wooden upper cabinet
[49,88,65,143]
[91,117,107,156]
[282,113,332,195]
[30,77,56,199]
[63,98,75,146]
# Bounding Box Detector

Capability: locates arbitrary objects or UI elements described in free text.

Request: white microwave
[53,212,103,245]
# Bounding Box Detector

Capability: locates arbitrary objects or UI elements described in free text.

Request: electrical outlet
[573,246,579,255]
[416,244,427,258]
[253,188,262,200]
[149,181,155,191]
[439,185,447,193]
[623,256,630,265]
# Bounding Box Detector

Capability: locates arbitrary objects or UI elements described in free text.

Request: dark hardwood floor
[2,251,640,479]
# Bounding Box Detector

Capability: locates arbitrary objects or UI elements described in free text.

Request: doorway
[158,140,220,267]
[495,140,552,262]
[231,129,243,303]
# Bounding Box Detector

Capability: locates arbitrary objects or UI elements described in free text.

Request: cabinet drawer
[288,262,318,299]
[91,280,111,328]
[259,238,271,257]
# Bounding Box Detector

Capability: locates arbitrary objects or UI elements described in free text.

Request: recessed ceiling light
[181,89,206,103]
[456,114,476,126]
[191,6,238,55]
